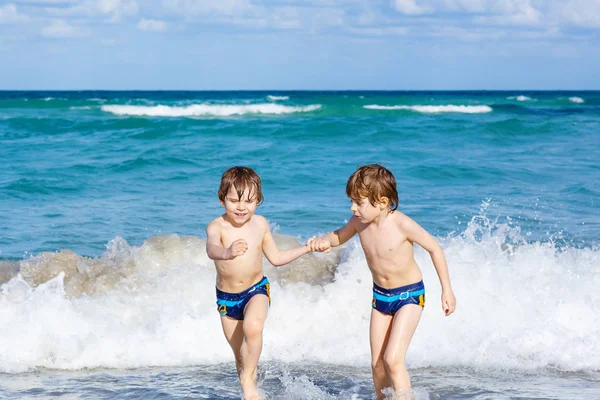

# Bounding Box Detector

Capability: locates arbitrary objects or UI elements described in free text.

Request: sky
[0,0,599,90]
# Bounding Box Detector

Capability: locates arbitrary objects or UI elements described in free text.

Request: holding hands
[306,237,331,253]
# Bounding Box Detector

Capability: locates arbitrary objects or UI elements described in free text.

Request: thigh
[220,315,244,350]
[370,308,394,362]
[385,305,423,360]
[243,294,269,326]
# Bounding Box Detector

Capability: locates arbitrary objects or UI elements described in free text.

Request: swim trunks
[372,280,425,315]
[216,276,271,320]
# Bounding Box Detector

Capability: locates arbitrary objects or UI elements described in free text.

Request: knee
[243,319,264,339]
[383,352,405,375]
[371,357,385,373]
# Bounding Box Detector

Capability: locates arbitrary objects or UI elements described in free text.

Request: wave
[569,97,585,104]
[0,216,598,373]
[364,105,493,113]
[101,103,320,117]
[267,95,289,101]
[507,95,534,101]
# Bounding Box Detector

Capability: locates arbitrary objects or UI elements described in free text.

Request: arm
[261,222,311,267]
[206,221,247,260]
[401,215,456,316]
[318,217,358,248]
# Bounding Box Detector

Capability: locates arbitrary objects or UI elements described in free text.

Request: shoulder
[206,216,226,234]
[391,211,415,230]
[348,215,361,227]
[251,214,270,231]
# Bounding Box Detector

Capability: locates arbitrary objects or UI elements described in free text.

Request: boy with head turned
[310,164,456,399]
[206,166,323,400]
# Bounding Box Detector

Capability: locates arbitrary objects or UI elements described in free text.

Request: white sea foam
[0,219,598,373]
[267,95,289,101]
[364,105,492,113]
[508,95,533,101]
[101,103,320,117]
[569,97,585,104]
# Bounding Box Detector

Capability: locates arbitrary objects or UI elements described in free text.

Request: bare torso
[213,215,266,293]
[355,211,423,288]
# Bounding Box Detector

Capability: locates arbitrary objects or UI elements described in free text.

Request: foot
[240,374,259,400]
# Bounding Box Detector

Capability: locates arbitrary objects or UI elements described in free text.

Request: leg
[383,304,423,397]
[220,315,244,375]
[370,308,394,400]
[240,294,269,400]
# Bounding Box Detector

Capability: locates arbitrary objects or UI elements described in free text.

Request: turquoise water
[1,91,598,258]
[1,91,599,399]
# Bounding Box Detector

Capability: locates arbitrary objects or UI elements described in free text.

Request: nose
[350,202,357,212]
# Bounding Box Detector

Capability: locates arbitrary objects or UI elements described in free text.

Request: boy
[206,166,321,400]
[310,164,456,399]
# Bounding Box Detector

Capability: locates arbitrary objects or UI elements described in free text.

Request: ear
[378,197,390,209]
[220,200,225,206]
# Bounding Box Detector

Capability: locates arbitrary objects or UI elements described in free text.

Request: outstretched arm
[401,215,456,316]
[312,217,358,251]
[262,222,311,267]
[206,221,247,260]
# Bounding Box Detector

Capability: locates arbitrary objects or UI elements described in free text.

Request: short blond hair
[218,166,263,205]
[346,164,398,211]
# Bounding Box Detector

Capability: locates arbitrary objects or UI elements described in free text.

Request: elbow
[429,245,444,258]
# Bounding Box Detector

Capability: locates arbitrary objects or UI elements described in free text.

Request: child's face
[350,198,380,223]
[350,197,383,223]
[221,185,258,225]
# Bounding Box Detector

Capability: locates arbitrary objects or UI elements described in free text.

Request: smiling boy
[310,164,456,399]
[206,166,321,400]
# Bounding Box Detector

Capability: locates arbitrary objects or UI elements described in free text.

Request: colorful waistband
[372,280,425,303]
[216,276,269,306]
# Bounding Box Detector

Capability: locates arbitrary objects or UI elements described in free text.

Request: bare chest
[358,227,410,260]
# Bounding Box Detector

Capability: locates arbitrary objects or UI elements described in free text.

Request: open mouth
[234,212,247,217]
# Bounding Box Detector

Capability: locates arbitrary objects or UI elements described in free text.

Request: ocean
[0,91,599,399]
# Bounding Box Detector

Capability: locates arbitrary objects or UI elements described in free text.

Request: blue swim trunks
[216,276,271,320]
[372,280,425,315]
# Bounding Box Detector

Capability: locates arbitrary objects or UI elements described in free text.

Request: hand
[442,289,456,316]
[226,239,248,259]
[306,237,331,253]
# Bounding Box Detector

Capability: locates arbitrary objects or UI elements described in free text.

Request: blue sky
[1,0,599,90]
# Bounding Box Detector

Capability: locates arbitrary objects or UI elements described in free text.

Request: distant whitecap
[364,104,492,113]
[102,103,321,117]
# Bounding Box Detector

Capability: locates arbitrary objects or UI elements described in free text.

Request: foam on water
[1,216,598,374]
[101,103,320,117]
[267,95,290,101]
[569,97,585,104]
[507,95,533,101]
[363,105,493,113]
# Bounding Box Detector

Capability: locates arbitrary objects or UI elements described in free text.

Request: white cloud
[0,4,30,23]
[161,0,252,17]
[41,0,138,22]
[550,0,600,28]
[137,18,167,32]
[349,26,409,36]
[473,3,542,26]
[391,0,600,29]
[41,19,86,37]
[393,0,432,15]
